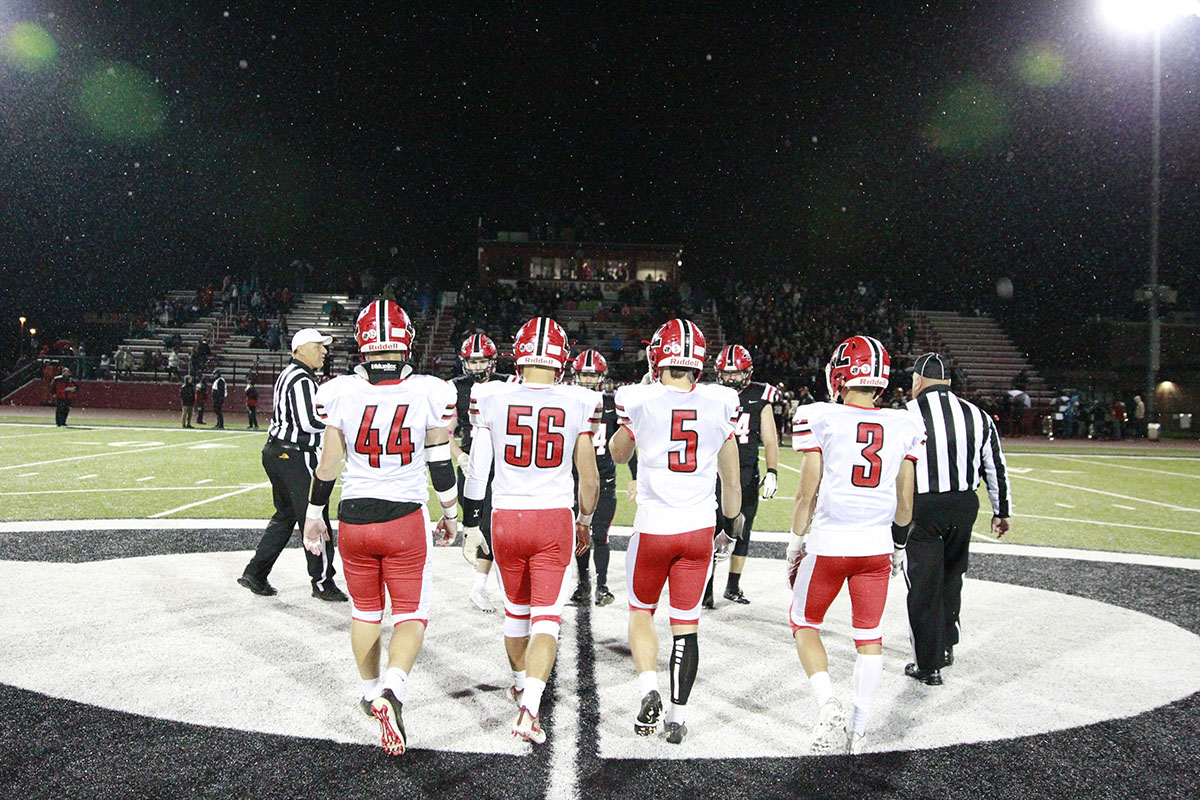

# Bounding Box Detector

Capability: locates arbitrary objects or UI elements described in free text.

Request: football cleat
[371,689,407,756]
[846,730,867,755]
[570,583,589,605]
[468,587,496,613]
[634,690,662,736]
[595,586,615,607]
[237,574,277,596]
[807,699,846,755]
[944,647,954,667]
[904,663,943,686]
[507,685,524,706]
[664,722,688,745]
[512,706,546,744]
[701,593,716,610]
[359,697,375,718]
[722,588,750,605]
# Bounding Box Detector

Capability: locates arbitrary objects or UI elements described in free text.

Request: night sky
[1,1,1198,353]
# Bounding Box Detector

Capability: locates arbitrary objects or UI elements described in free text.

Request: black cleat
[904,663,943,685]
[664,722,688,744]
[634,690,662,736]
[723,588,750,605]
[313,584,349,602]
[595,586,615,607]
[371,688,407,756]
[944,646,954,667]
[237,574,277,596]
[570,583,589,605]
[702,593,715,610]
[359,697,375,718]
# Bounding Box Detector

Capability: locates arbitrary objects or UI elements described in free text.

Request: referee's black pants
[244,440,337,590]
[905,490,978,671]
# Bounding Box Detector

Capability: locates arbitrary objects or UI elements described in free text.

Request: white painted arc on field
[1,550,1193,759]
[0,432,259,471]
[1009,474,1200,512]
[1051,454,1200,479]
[149,482,272,518]
[1012,513,1200,537]
[0,486,258,497]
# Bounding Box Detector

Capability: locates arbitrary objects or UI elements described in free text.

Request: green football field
[1,419,1197,559]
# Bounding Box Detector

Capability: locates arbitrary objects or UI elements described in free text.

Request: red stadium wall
[3,380,275,413]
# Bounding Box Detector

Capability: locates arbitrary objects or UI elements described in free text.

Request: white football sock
[666,702,686,726]
[361,676,383,702]
[472,571,488,593]
[850,654,883,734]
[523,677,546,715]
[808,670,835,710]
[637,670,658,697]
[383,667,409,702]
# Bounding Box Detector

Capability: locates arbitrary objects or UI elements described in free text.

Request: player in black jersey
[705,345,780,607]
[568,349,626,607]
[450,333,515,612]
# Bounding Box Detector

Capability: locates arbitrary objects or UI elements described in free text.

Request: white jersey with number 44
[469,381,602,510]
[316,373,457,504]
[615,381,740,535]
[792,402,926,556]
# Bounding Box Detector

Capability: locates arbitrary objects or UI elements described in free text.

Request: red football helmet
[715,344,753,389]
[650,318,706,374]
[356,300,414,354]
[459,333,497,382]
[512,316,570,371]
[571,349,608,389]
[825,335,890,400]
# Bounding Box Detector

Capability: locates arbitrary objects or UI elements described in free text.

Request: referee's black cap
[912,352,950,380]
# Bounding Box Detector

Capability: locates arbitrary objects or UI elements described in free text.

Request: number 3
[851,422,884,487]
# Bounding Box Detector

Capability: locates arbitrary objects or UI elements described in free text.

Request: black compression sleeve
[310,476,335,506]
[428,458,456,493]
[892,521,912,548]
[629,452,638,479]
[462,497,482,528]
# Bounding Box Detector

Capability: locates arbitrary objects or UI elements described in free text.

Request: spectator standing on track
[50,368,77,426]
[245,382,260,429]
[238,327,347,601]
[211,370,227,429]
[194,378,209,425]
[901,352,1012,686]
[180,375,195,428]
[1132,394,1146,437]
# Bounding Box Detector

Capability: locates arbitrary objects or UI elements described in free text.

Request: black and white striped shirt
[906,385,1012,517]
[268,359,325,450]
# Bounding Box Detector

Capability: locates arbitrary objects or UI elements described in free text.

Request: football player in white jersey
[301,300,460,757]
[462,316,601,745]
[608,319,743,745]
[787,335,926,755]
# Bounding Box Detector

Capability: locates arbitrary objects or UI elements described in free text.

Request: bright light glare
[1099,0,1200,31]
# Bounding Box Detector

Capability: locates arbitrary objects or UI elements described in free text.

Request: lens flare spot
[923,76,1008,154]
[1017,43,1067,88]
[2,22,59,71]
[78,62,166,141]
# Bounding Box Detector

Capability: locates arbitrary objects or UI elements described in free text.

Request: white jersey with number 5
[615,381,740,535]
[792,401,926,556]
[469,381,602,510]
[316,372,457,504]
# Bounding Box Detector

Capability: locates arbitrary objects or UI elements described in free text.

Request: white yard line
[1012,513,1200,536]
[1113,504,1137,510]
[972,530,1000,542]
[149,482,271,518]
[0,431,71,440]
[17,472,38,477]
[1055,503,1075,508]
[78,474,97,480]
[0,486,252,497]
[1008,474,1200,512]
[1050,454,1200,479]
[136,476,155,482]
[196,479,214,484]
[1009,452,1200,461]
[0,432,258,471]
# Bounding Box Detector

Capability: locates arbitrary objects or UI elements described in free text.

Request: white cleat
[468,587,496,613]
[507,685,524,706]
[807,699,846,755]
[846,729,867,755]
[512,706,546,744]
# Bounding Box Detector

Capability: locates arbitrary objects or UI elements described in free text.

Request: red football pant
[491,508,574,628]
[338,509,432,627]
[626,528,715,627]
[789,553,891,646]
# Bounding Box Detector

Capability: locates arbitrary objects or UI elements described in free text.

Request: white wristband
[305,503,325,521]
[787,531,806,552]
[577,512,594,526]
[441,504,459,521]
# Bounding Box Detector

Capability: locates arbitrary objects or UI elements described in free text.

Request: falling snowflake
[239,59,248,69]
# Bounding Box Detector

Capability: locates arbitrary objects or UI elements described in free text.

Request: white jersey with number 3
[469,381,602,510]
[615,381,740,535]
[316,372,457,504]
[792,401,926,556]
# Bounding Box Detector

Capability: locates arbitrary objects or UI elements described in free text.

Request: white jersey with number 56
[469,381,602,510]
[316,372,457,504]
[792,401,926,556]
[615,381,740,535]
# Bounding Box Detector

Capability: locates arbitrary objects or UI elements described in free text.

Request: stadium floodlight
[1097,0,1200,424]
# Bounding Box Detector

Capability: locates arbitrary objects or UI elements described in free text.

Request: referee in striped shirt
[239,328,347,601]
[901,352,1011,685]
